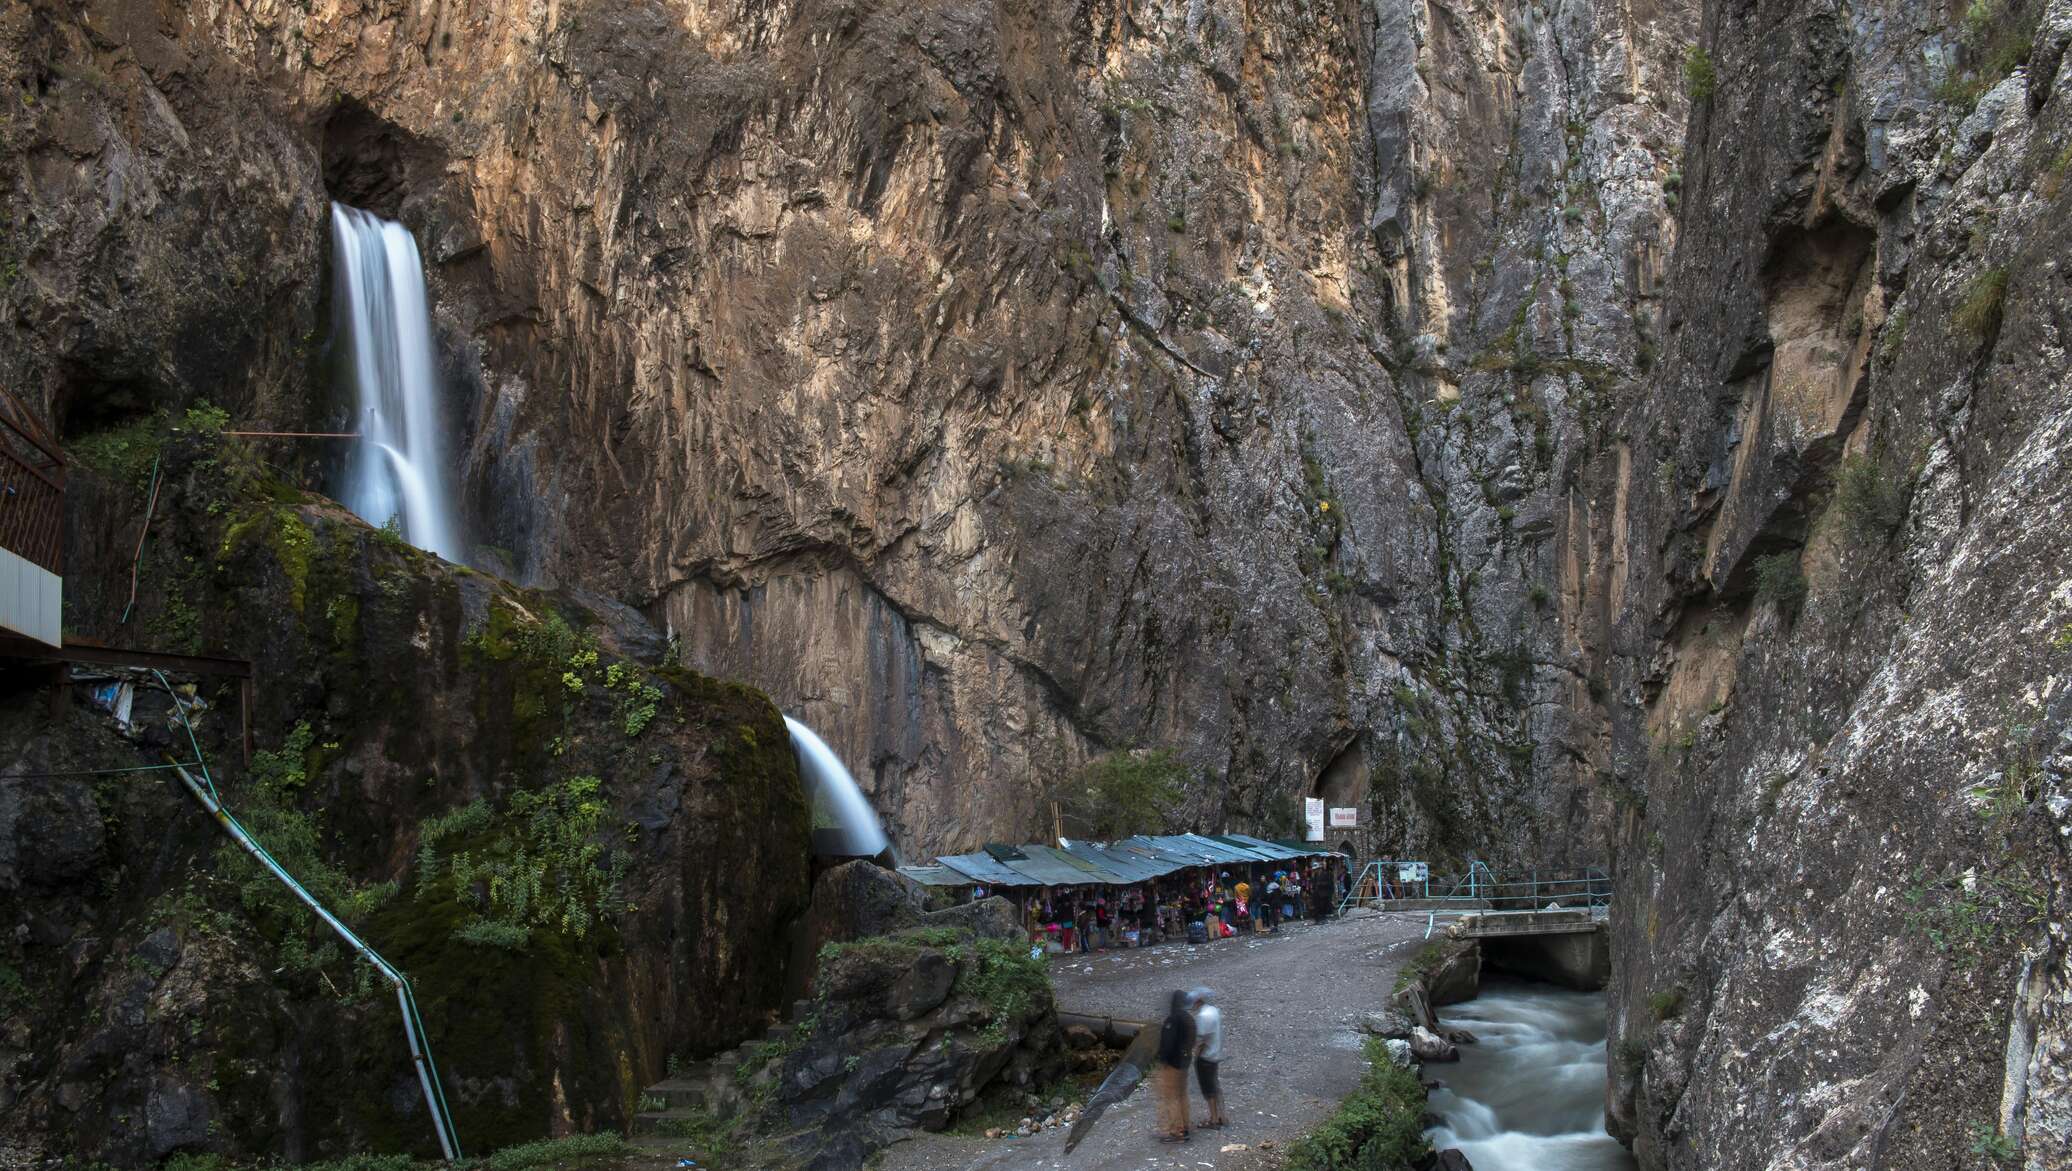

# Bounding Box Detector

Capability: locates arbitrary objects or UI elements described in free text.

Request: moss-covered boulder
[0,433,812,1165]
[693,914,1064,1171]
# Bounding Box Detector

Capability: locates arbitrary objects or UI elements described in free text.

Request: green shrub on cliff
[1831,454,1911,545]
[416,775,626,948]
[1284,1037,1430,1170]
[1954,267,2008,340]
[1753,553,1807,610]
[217,721,397,977]
[1062,749,1189,839]
[1683,46,1717,103]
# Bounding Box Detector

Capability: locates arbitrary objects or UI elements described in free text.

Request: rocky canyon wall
[1600,0,2072,1166]
[7,0,2072,1166]
[7,0,1694,860]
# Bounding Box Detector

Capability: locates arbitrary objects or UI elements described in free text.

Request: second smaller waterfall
[785,716,890,858]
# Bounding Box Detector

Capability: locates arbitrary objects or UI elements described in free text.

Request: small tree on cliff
[1062,749,1190,840]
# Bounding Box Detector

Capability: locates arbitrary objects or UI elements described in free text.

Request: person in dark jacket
[1154,989,1197,1142]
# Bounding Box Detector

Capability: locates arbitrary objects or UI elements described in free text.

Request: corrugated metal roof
[1177,832,1272,864]
[1217,833,1305,860]
[896,865,970,887]
[1124,835,1237,868]
[1267,838,1348,857]
[937,852,1042,887]
[999,844,1102,887]
[1059,840,1179,884]
[921,833,1342,889]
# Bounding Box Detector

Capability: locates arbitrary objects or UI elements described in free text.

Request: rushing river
[1425,978,1637,1171]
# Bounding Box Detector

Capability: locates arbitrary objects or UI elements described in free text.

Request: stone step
[763,1022,792,1043]
[710,1052,742,1078]
[644,1077,708,1110]
[790,998,813,1021]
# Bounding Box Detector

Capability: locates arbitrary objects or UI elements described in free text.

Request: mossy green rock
[2,439,812,1164]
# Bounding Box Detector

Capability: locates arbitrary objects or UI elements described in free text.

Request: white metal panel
[0,548,60,646]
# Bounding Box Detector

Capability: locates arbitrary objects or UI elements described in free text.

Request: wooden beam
[0,635,254,677]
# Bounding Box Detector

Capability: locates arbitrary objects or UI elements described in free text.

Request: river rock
[1431,1149,1476,1170]
[1360,1007,1416,1039]
[1410,1027,1459,1063]
[768,921,1065,1166]
[1384,1039,1416,1069]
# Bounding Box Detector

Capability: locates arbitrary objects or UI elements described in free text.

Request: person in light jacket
[1190,987,1227,1128]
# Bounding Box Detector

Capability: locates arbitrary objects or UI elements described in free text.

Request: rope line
[2,761,204,781]
[119,453,164,626]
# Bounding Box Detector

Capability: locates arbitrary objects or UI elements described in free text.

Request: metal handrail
[1342,859,1615,917]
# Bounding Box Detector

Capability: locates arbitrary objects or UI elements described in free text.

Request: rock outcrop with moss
[692,914,1064,1171]
[0,431,811,1165]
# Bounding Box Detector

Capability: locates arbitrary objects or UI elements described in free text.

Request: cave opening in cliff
[53,369,159,448]
[320,99,443,220]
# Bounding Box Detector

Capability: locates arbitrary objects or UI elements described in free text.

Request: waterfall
[784,716,891,858]
[331,202,465,563]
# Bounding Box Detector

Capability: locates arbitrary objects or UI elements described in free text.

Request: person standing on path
[1190,987,1227,1129]
[1154,989,1197,1143]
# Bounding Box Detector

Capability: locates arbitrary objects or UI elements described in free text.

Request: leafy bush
[1648,986,1686,1021]
[418,776,625,944]
[220,723,398,972]
[1753,553,1807,609]
[1684,46,1717,102]
[67,415,164,484]
[1831,454,1909,545]
[480,1133,633,1169]
[1061,749,1190,839]
[1283,1037,1431,1171]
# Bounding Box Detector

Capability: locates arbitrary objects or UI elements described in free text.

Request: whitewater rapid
[1425,978,1637,1170]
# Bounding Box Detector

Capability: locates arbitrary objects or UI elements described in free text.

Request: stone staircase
[628,1006,806,1151]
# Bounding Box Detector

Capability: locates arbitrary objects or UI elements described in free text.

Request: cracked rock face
[3,0,1689,861]
[1598,0,2072,1166]
[7,0,2072,1164]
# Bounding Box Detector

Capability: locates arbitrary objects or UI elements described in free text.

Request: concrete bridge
[1444,908,1610,990]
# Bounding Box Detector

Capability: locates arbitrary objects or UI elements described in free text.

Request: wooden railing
[0,388,65,574]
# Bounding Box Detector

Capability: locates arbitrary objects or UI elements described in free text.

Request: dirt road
[873,909,1431,1171]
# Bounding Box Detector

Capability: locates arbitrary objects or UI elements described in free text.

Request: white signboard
[1304,798,1326,841]
[1398,862,1428,883]
[1328,807,1358,828]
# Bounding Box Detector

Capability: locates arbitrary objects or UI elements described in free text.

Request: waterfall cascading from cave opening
[330,202,465,563]
[784,716,891,859]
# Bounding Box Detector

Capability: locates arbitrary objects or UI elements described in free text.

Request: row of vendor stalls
[896,832,1345,892]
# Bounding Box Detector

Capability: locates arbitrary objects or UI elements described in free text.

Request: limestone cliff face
[11,0,2072,1163]
[1599,0,2072,1165]
[1,0,1693,859]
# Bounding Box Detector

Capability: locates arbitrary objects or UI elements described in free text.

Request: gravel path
[872,909,1432,1171]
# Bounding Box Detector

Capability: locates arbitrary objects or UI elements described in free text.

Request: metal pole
[170,763,461,1161]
